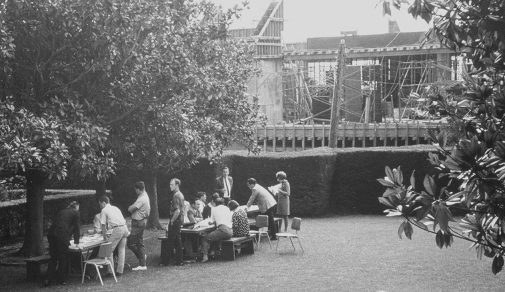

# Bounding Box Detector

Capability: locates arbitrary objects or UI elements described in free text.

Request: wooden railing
[255,121,445,152]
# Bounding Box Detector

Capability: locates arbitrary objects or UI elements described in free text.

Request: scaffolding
[282,52,464,124]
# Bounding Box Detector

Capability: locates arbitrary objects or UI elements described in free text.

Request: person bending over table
[43,201,81,287]
[98,195,130,276]
[246,178,278,240]
[201,198,233,263]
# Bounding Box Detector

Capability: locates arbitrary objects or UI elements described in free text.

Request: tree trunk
[19,170,46,257]
[147,169,163,230]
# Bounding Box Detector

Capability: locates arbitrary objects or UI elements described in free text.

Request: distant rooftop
[306,31,430,50]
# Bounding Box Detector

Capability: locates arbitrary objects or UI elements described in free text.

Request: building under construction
[229,0,464,125]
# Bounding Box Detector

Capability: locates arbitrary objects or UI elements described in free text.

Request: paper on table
[193,218,212,229]
[240,205,258,212]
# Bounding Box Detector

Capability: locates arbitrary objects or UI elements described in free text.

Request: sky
[209,0,430,43]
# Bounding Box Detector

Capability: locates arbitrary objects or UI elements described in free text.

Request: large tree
[379,0,505,274]
[0,0,117,256]
[108,0,263,229]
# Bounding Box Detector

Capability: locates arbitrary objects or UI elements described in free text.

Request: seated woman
[195,192,207,214]
[228,200,250,237]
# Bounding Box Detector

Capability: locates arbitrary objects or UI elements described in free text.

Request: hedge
[109,146,435,218]
[0,190,99,240]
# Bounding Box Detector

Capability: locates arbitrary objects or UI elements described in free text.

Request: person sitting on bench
[201,198,232,263]
[228,200,250,237]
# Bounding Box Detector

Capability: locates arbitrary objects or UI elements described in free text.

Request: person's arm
[187,209,195,224]
[277,181,290,197]
[246,190,257,208]
[171,208,180,225]
[128,201,139,214]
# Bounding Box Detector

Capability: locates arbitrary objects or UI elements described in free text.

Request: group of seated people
[173,191,251,263]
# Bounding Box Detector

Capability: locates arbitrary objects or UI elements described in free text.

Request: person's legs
[174,227,183,265]
[128,219,146,266]
[201,225,232,261]
[55,238,69,283]
[107,227,123,273]
[266,207,277,239]
[283,215,289,232]
[115,229,128,274]
[127,221,141,261]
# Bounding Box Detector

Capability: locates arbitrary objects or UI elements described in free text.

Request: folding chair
[81,242,117,285]
[275,217,303,252]
[249,215,272,249]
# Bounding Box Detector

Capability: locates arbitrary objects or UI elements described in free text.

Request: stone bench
[25,254,51,281]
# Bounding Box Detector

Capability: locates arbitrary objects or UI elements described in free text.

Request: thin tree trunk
[147,169,163,230]
[18,170,46,257]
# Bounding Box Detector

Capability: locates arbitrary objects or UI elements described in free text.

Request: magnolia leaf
[398,221,406,239]
[410,170,416,189]
[404,221,413,239]
[378,197,395,208]
[435,230,444,249]
[492,255,504,275]
[423,175,436,196]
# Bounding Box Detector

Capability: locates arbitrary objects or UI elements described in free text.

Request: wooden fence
[255,121,445,151]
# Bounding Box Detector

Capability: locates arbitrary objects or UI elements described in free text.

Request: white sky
[210,0,430,42]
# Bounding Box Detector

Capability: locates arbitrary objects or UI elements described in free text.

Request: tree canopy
[379,0,505,274]
[0,0,263,254]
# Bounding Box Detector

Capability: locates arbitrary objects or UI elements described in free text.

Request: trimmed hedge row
[109,146,435,218]
[110,161,218,218]
[0,191,99,240]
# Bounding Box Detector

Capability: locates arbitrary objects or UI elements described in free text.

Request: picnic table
[158,224,216,265]
[68,234,107,272]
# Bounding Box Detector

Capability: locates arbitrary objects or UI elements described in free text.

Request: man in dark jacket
[44,201,81,286]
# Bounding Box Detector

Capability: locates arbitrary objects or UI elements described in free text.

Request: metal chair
[275,217,303,252]
[81,242,117,285]
[249,215,272,249]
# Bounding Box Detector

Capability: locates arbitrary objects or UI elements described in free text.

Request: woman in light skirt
[275,171,290,232]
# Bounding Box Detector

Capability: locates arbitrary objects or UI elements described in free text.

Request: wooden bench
[221,237,254,261]
[25,254,51,281]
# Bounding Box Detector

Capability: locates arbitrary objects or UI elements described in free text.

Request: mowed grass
[1,216,504,292]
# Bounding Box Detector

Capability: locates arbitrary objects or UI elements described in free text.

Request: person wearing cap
[44,201,81,286]
[246,178,278,240]
[98,195,129,276]
[201,198,233,263]
[228,200,250,237]
[127,181,150,271]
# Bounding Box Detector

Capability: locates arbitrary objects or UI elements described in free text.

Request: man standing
[215,166,233,203]
[127,181,150,271]
[166,178,185,266]
[44,201,81,286]
[201,198,233,263]
[246,178,278,240]
[98,196,129,276]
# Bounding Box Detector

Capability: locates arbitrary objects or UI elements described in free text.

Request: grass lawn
[1,215,504,291]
